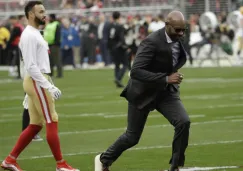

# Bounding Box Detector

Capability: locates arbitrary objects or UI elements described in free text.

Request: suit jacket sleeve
[130,38,167,84]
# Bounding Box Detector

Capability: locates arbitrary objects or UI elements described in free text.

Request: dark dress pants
[100,90,190,167]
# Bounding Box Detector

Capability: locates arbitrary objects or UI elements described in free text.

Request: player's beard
[34,16,45,26]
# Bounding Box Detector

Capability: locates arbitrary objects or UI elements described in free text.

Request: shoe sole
[1,161,20,171]
[56,169,80,171]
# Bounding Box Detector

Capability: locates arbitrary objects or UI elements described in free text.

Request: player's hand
[47,86,62,100]
[167,72,184,84]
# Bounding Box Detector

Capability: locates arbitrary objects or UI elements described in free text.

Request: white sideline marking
[0,118,20,123]
[1,102,243,112]
[0,92,243,102]
[60,113,204,119]
[14,139,243,160]
[0,119,242,140]
[202,103,243,109]
[0,79,21,84]
[184,78,243,83]
[0,114,204,122]
[223,115,243,119]
[180,166,240,171]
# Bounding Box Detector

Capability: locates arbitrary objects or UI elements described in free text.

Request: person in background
[107,11,128,88]
[0,23,10,65]
[61,17,77,67]
[98,13,111,66]
[44,14,62,78]
[7,15,24,79]
[71,17,82,68]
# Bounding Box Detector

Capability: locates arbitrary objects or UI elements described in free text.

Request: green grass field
[0,67,243,171]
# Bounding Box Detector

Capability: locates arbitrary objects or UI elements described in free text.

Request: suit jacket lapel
[159,28,173,69]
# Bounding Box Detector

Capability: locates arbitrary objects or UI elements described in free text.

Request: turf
[0,67,243,171]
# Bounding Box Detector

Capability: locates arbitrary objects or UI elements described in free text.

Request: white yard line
[184,78,243,83]
[1,102,243,112]
[223,115,243,119]
[180,166,241,171]
[0,100,243,111]
[0,92,242,102]
[0,119,241,140]
[0,118,20,123]
[12,139,243,160]
[0,114,204,121]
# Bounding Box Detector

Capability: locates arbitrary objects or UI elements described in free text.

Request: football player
[1,1,79,171]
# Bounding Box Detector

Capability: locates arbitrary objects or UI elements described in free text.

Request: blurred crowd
[0,0,104,11]
[0,0,171,11]
[0,6,243,79]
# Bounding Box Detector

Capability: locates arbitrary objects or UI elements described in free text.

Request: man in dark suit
[95,11,190,171]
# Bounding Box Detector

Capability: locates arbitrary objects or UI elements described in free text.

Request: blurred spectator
[182,21,193,65]
[0,24,10,65]
[124,15,137,70]
[61,17,78,67]
[71,18,82,68]
[80,16,98,66]
[98,14,111,66]
[108,11,128,87]
[61,0,76,9]
[18,15,28,27]
[148,14,165,33]
[44,14,62,78]
[7,16,24,79]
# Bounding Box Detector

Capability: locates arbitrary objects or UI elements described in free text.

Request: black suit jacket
[120,28,187,109]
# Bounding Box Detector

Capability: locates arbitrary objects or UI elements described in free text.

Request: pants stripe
[32,80,52,123]
[41,87,52,122]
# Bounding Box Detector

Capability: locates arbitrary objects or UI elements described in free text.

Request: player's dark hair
[112,11,120,20]
[25,1,43,19]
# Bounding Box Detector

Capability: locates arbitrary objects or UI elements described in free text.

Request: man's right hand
[167,72,183,84]
[47,85,62,100]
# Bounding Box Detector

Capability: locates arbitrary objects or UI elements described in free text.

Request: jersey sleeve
[21,34,52,89]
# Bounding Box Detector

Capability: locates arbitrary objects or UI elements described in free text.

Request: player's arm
[21,34,61,99]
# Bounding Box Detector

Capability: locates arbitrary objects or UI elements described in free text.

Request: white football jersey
[19,25,52,89]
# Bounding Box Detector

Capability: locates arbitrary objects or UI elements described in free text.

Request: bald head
[166,11,185,23]
[165,10,186,41]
